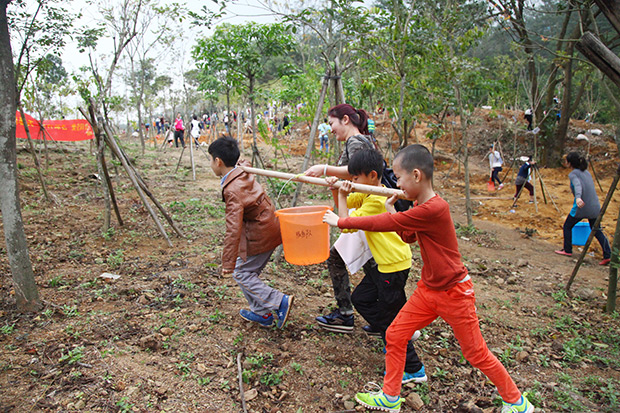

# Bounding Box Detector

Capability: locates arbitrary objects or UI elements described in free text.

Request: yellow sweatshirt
[345,191,412,273]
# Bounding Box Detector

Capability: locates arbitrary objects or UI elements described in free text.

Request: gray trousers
[233,249,284,316]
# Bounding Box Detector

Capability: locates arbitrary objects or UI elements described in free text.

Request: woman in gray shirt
[554,152,611,265]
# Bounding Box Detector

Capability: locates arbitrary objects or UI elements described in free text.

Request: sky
[9,0,282,117]
[66,0,280,73]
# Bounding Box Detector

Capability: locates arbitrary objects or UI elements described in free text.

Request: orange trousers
[383,279,522,403]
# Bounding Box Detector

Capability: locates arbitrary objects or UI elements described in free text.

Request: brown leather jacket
[221,166,282,271]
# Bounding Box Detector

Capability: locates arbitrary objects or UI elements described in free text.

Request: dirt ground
[0,114,619,412]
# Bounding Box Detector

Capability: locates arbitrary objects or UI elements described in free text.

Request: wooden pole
[607,202,620,313]
[79,106,124,227]
[290,72,330,208]
[17,105,50,202]
[239,166,406,199]
[189,131,196,181]
[566,167,620,292]
[99,118,174,247]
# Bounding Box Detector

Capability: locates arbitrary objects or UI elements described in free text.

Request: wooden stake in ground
[236,353,248,413]
[18,105,50,202]
[566,163,620,293]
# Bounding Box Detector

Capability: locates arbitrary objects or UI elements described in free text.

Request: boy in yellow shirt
[327,149,426,384]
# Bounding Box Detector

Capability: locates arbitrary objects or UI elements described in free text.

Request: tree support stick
[101,131,184,238]
[588,156,605,192]
[291,72,330,207]
[175,146,186,173]
[79,107,124,227]
[18,105,50,202]
[236,353,248,413]
[534,166,561,214]
[99,118,173,247]
[566,165,620,292]
[239,166,406,199]
[607,202,620,313]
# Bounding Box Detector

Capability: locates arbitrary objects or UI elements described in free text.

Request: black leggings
[491,167,502,186]
[174,130,185,147]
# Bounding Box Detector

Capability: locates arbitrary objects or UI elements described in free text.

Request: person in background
[174,113,185,148]
[513,157,535,204]
[318,118,331,152]
[554,152,611,265]
[524,108,533,130]
[488,143,504,190]
[282,113,290,136]
[190,114,201,147]
[367,118,376,143]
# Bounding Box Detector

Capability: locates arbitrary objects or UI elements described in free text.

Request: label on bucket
[296,229,312,239]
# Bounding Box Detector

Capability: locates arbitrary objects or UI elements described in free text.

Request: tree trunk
[455,84,473,226]
[249,75,258,162]
[137,100,145,155]
[291,71,330,208]
[333,57,346,105]
[0,3,41,312]
[399,73,406,147]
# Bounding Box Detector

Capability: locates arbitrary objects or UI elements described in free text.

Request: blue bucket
[572,221,591,246]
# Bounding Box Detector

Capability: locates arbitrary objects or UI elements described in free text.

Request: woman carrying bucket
[305,104,377,333]
[554,152,611,265]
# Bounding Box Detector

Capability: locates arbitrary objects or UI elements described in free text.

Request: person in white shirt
[190,115,201,147]
[488,143,504,190]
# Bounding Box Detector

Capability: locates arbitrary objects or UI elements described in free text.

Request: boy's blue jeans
[319,135,329,151]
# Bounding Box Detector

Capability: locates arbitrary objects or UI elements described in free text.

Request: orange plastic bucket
[275,205,332,265]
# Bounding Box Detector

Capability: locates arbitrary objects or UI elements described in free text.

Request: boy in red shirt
[323,144,533,413]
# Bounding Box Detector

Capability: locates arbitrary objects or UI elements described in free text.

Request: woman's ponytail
[566,152,588,171]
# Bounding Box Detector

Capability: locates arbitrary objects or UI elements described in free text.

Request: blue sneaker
[355,382,402,412]
[239,309,273,327]
[276,295,294,329]
[384,365,427,384]
[501,394,534,413]
[403,365,427,384]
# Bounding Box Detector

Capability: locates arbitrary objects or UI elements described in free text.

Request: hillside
[0,114,618,412]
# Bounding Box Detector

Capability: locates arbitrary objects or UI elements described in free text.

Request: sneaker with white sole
[355,382,402,412]
[402,365,427,384]
[501,394,535,413]
[316,309,354,333]
[384,364,427,384]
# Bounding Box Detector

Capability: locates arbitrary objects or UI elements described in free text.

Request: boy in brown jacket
[208,137,294,328]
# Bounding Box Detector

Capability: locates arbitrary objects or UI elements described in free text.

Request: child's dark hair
[566,151,587,171]
[394,144,434,179]
[208,136,240,167]
[348,149,384,180]
[327,104,369,135]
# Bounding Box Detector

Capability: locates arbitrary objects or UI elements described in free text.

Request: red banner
[16,112,94,142]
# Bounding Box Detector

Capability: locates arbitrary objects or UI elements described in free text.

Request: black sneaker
[315,309,354,333]
[362,325,382,337]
